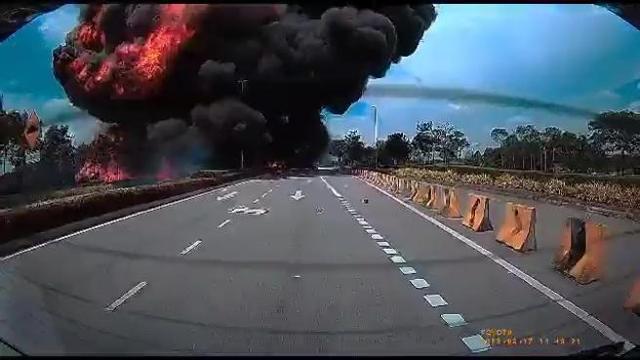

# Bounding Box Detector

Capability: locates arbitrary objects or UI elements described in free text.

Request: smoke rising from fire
[52,3,437,178]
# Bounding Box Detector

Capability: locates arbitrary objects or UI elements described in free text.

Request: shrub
[391,167,640,211]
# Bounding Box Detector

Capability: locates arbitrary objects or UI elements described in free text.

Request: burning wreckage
[52,3,437,183]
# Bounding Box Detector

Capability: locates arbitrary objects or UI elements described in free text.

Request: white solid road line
[105,281,147,311]
[180,240,202,255]
[217,219,231,228]
[320,176,342,198]
[1,180,255,262]
[357,176,636,352]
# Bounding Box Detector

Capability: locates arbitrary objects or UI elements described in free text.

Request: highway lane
[0,173,636,355]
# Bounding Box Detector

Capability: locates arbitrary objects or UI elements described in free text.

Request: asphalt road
[0,172,638,355]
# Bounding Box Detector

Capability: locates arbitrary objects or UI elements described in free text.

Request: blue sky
[1,4,639,150]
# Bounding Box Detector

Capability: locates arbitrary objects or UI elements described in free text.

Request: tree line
[1,106,88,192]
[326,120,470,167]
[327,110,640,175]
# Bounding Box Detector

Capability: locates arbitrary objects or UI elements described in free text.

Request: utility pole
[372,104,378,168]
[240,149,244,170]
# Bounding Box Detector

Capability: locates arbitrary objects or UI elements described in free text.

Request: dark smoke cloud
[53,4,437,173]
[364,84,598,117]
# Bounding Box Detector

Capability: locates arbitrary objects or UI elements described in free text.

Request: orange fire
[68,4,200,99]
[156,157,177,181]
[76,159,131,184]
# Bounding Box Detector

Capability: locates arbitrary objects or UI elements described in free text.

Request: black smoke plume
[52,3,437,176]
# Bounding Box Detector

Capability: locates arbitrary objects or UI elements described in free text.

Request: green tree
[40,125,76,185]
[328,139,347,164]
[411,121,435,164]
[589,110,640,173]
[343,130,366,165]
[383,132,411,165]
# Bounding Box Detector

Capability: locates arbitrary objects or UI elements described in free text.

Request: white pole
[372,104,379,167]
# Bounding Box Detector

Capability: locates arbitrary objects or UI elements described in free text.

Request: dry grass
[395,167,640,211]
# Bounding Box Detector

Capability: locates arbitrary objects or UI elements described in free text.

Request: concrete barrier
[568,221,608,284]
[553,217,586,273]
[624,279,640,316]
[496,203,537,252]
[462,194,493,232]
[440,188,462,219]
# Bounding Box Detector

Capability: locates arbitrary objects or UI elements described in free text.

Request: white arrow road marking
[244,208,268,216]
[105,281,147,311]
[229,206,249,214]
[290,190,306,201]
[217,191,238,201]
[180,240,202,255]
[229,206,268,216]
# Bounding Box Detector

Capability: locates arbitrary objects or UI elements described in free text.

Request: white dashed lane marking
[424,294,448,307]
[410,278,430,289]
[329,175,493,354]
[462,335,491,353]
[105,281,147,312]
[357,175,634,353]
[217,219,231,228]
[180,240,202,255]
[2,179,255,262]
[442,314,467,328]
[399,266,416,275]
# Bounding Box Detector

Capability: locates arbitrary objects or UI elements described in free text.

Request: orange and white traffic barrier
[553,218,586,273]
[462,194,493,232]
[496,203,537,252]
[425,185,438,208]
[624,279,640,316]
[412,184,430,204]
[568,221,608,284]
[439,188,462,218]
[427,185,445,211]
[409,180,419,199]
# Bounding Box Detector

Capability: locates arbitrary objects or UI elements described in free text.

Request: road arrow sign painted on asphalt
[217,191,238,201]
[290,190,305,201]
[228,206,268,216]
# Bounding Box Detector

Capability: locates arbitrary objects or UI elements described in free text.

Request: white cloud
[629,101,640,112]
[447,102,463,110]
[36,5,78,48]
[40,98,85,123]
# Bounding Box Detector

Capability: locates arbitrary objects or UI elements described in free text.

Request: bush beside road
[0,170,254,245]
[378,167,640,220]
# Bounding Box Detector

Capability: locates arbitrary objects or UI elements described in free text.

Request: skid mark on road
[355,175,636,353]
[322,176,491,354]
